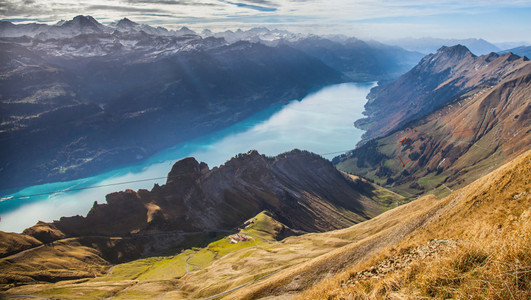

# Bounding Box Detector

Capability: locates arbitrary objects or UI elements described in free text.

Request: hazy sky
[1,0,531,43]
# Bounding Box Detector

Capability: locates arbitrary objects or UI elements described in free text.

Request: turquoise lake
[0,82,375,232]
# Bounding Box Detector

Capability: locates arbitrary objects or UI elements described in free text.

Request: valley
[337,46,531,198]
[0,82,373,233]
[0,16,422,191]
[0,13,530,300]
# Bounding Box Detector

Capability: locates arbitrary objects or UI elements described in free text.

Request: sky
[1,0,531,43]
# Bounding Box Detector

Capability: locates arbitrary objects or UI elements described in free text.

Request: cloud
[87,5,167,14]
[219,0,277,12]
[0,0,530,43]
[241,0,277,5]
[1,17,48,22]
[125,0,218,5]
[0,0,46,17]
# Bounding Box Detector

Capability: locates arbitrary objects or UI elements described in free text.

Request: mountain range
[0,16,422,191]
[386,37,502,55]
[0,149,400,287]
[356,45,530,140]
[337,45,530,197]
[0,17,529,300]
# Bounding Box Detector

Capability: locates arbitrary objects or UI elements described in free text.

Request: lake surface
[0,82,375,232]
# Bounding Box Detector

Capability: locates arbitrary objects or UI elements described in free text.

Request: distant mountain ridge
[280,36,423,81]
[499,45,531,59]
[0,15,180,38]
[0,25,345,190]
[386,37,501,55]
[0,16,423,80]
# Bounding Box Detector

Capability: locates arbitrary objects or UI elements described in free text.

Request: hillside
[338,46,531,197]
[3,150,528,299]
[0,150,401,289]
[302,151,530,299]
[356,45,530,140]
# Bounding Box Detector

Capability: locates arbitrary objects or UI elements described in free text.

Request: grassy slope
[5,150,528,299]
[0,231,42,257]
[301,149,531,299]
[337,75,531,199]
[2,211,285,298]
[2,182,403,299]
[0,239,110,289]
[343,173,406,210]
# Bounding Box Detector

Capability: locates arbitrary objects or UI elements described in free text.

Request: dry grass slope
[300,149,531,299]
[2,151,528,299]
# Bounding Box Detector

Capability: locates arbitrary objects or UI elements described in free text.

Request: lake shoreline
[0,82,375,233]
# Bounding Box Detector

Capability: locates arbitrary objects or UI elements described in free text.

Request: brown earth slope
[357,45,530,140]
[337,48,531,197]
[302,150,530,299]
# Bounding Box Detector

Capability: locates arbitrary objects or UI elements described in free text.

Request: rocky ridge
[337,46,531,196]
[358,45,530,140]
[48,149,382,238]
[0,149,397,288]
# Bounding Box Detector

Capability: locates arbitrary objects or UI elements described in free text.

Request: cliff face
[358,45,531,140]
[48,150,382,238]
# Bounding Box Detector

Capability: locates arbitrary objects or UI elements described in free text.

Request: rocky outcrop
[343,239,458,285]
[48,150,382,238]
[22,222,65,244]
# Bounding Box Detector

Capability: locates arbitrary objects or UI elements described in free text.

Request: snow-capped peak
[60,15,105,32]
[116,18,138,29]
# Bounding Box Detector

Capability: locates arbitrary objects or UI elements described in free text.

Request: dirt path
[204,268,285,300]
[184,253,194,275]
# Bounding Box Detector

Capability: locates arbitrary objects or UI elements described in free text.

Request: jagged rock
[45,149,382,238]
